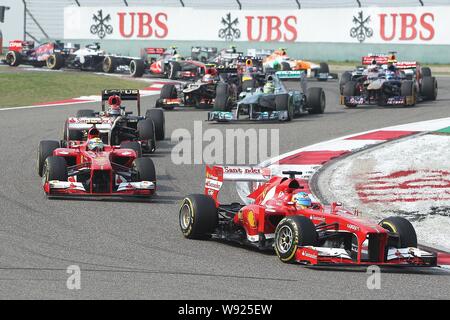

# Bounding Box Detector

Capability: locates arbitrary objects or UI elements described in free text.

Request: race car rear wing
[101,89,141,116]
[205,165,271,204]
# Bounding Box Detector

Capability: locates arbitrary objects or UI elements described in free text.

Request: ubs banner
[64,6,450,44]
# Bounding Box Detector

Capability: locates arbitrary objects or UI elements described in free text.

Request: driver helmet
[87,127,100,140]
[263,81,275,94]
[107,95,122,116]
[202,74,215,84]
[292,192,312,209]
[87,137,104,152]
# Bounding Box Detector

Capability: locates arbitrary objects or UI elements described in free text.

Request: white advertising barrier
[0,0,24,44]
[64,6,450,45]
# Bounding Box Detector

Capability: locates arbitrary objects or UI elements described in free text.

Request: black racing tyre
[145,109,165,141]
[339,71,352,94]
[76,109,96,117]
[132,157,156,182]
[421,67,432,77]
[307,87,326,114]
[130,59,145,77]
[319,62,330,74]
[168,61,181,79]
[179,194,218,240]
[317,62,330,81]
[281,61,291,71]
[400,80,416,106]
[38,140,60,177]
[5,51,22,66]
[274,216,318,263]
[213,82,231,111]
[242,79,257,92]
[379,217,417,248]
[159,84,177,99]
[120,141,142,158]
[46,53,64,70]
[343,81,358,108]
[421,76,437,101]
[43,156,68,182]
[102,56,116,73]
[137,119,156,153]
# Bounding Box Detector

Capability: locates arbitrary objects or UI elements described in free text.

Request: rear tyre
[76,109,96,117]
[137,119,156,153]
[213,82,231,111]
[274,216,318,263]
[38,140,60,177]
[380,217,417,248]
[421,76,437,101]
[400,80,416,106]
[168,61,181,79]
[307,87,326,114]
[145,109,165,141]
[46,53,64,70]
[179,194,218,240]
[102,56,116,73]
[421,67,432,77]
[120,141,143,158]
[43,156,68,183]
[132,157,156,182]
[339,71,352,94]
[343,81,358,108]
[130,59,145,77]
[5,51,22,66]
[317,62,330,81]
[159,84,177,99]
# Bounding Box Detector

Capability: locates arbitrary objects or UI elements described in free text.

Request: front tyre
[179,194,218,239]
[274,216,318,263]
[379,217,417,248]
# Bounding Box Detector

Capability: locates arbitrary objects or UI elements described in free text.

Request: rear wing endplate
[205,165,271,204]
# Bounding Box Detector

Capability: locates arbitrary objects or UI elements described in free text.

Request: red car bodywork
[43,141,155,197]
[202,165,437,267]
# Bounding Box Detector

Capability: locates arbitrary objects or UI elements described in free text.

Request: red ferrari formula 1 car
[38,128,156,198]
[179,166,437,267]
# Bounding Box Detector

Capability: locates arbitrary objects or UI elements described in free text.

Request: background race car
[340,54,438,108]
[208,72,325,122]
[38,135,156,198]
[63,89,165,154]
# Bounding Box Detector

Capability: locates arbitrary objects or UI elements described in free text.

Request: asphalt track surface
[0,75,449,299]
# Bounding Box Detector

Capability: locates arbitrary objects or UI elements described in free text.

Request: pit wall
[41,39,450,64]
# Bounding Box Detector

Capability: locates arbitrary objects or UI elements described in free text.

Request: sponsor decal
[90,10,113,39]
[350,11,374,43]
[347,223,360,231]
[218,13,241,41]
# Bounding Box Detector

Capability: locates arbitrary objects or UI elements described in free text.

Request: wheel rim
[179,203,192,231]
[130,61,136,74]
[47,56,55,68]
[277,225,293,254]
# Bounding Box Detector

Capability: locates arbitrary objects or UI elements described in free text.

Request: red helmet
[108,95,122,109]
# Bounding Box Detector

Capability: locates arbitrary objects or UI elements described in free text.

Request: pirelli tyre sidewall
[379,216,417,248]
[275,216,318,263]
[179,194,218,240]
